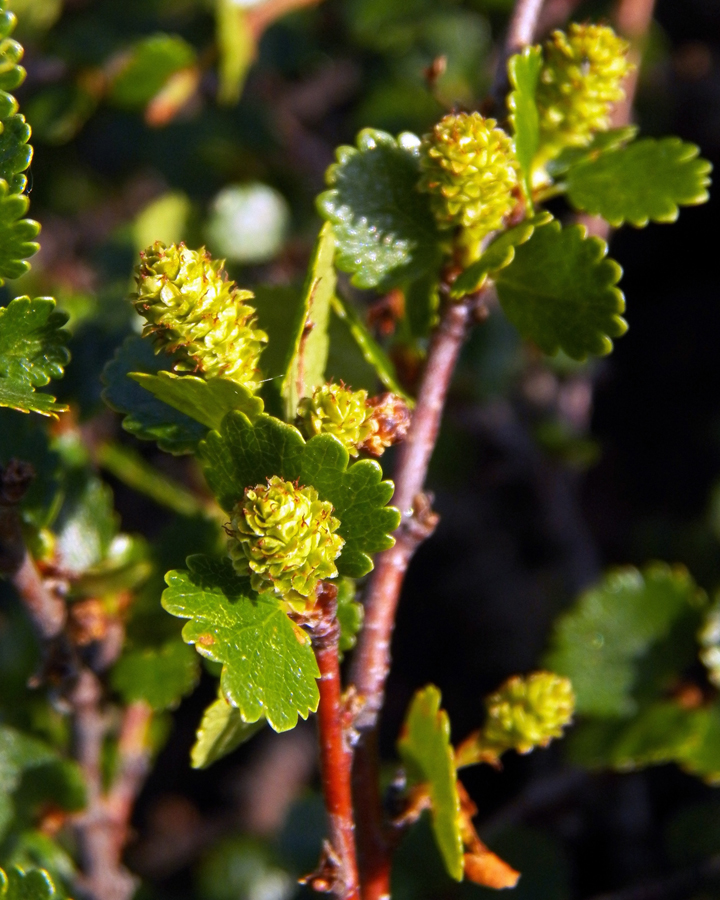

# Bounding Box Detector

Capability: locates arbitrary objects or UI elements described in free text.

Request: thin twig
[246,0,324,40]
[107,701,154,846]
[311,585,360,900]
[492,0,548,107]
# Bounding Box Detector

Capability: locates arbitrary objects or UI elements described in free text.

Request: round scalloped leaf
[199,411,400,578]
[566,137,712,227]
[162,555,320,732]
[494,219,626,360]
[110,640,200,712]
[0,867,61,900]
[0,184,39,283]
[0,115,32,191]
[316,128,442,289]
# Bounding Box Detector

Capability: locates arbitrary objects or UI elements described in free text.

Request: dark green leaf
[0,115,32,191]
[545,564,707,717]
[317,128,442,289]
[495,220,627,360]
[101,336,207,455]
[546,126,638,178]
[281,223,336,419]
[0,867,62,900]
[0,184,38,282]
[53,470,117,574]
[191,694,264,769]
[162,555,320,732]
[108,34,196,110]
[450,212,552,299]
[507,46,542,200]
[397,685,463,882]
[199,412,400,578]
[0,297,69,416]
[130,370,263,431]
[111,640,200,711]
[566,137,712,227]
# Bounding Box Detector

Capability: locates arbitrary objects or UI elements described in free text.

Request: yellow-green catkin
[227,476,344,599]
[536,24,632,156]
[482,671,575,754]
[132,241,267,389]
[298,384,376,458]
[419,112,520,253]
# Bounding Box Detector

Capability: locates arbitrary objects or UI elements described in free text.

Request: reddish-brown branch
[312,587,360,900]
[107,701,154,844]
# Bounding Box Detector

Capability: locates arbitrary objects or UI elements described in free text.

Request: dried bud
[419,112,520,241]
[483,671,574,754]
[537,24,633,153]
[132,241,268,389]
[360,393,412,456]
[298,384,376,458]
[227,476,344,599]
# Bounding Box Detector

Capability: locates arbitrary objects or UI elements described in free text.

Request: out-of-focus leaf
[0,297,69,416]
[199,411,400,578]
[450,212,552,299]
[0,114,32,192]
[53,470,117,574]
[3,830,76,888]
[206,183,290,264]
[0,867,62,900]
[317,128,441,289]
[196,836,294,900]
[162,555,320,732]
[281,223,336,419]
[102,336,207,455]
[566,138,712,227]
[507,46,542,200]
[191,695,264,769]
[545,564,707,717]
[495,220,627,360]
[215,0,254,105]
[144,65,200,128]
[331,295,411,402]
[337,577,363,654]
[111,640,199,712]
[398,685,463,881]
[133,191,190,253]
[108,34,197,110]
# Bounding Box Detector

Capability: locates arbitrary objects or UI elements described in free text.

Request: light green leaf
[108,34,197,110]
[111,640,200,711]
[0,297,69,415]
[131,370,263,432]
[330,295,412,403]
[545,564,707,717]
[191,695,264,769]
[495,219,627,360]
[566,137,712,227]
[546,126,638,178]
[397,685,463,882]
[199,412,400,578]
[102,336,207,455]
[450,212,552,299]
[162,555,320,732]
[317,128,442,289]
[337,577,363,655]
[215,0,254,105]
[0,114,32,192]
[281,223,336,419]
[507,46,542,200]
[0,867,62,900]
[0,8,25,120]
[0,183,39,282]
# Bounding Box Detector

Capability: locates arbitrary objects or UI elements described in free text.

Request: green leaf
[281,223,336,419]
[0,297,70,416]
[199,412,400,578]
[0,9,25,120]
[507,46,542,200]
[0,183,38,282]
[108,34,197,110]
[317,128,442,290]
[337,577,363,655]
[0,867,62,900]
[495,219,627,360]
[53,470,117,574]
[545,564,707,717]
[566,137,712,227]
[0,115,32,192]
[102,336,207,455]
[111,640,200,711]
[450,212,552,299]
[397,685,463,882]
[330,295,412,403]
[162,555,320,732]
[130,370,263,432]
[546,126,638,178]
[191,695,264,769]
[215,0,254,105]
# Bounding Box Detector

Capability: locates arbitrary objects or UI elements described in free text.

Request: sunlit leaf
[0,184,39,282]
[0,867,62,900]
[215,0,254,105]
[191,694,264,769]
[507,46,542,200]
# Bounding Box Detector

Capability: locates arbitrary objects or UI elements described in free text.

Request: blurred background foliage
[2,0,720,897]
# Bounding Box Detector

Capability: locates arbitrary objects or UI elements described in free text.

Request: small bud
[132,241,268,390]
[483,671,574,754]
[298,384,376,457]
[227,476,345,599]
[360,393,412,457]
[419,112,520,241]
[537,24,633,153]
